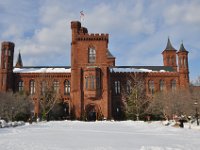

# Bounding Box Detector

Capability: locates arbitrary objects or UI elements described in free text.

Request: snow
[13,68,71,73]
[110,68,166,73]
[0,121,200,150]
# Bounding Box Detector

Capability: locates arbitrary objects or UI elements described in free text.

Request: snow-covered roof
[110,66,173,73]
[110,68,159,73]
[13,67,71,73]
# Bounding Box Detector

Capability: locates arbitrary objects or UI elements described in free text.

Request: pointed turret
[165,37,176,50]
[179,42,187,52]
[162,38,177,71]
[15,51,23,68]
[177,42,189,88]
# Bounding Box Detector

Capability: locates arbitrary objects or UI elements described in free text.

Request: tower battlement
[77,33,108,41]
[1,41,15,49]
[71,21,108,41]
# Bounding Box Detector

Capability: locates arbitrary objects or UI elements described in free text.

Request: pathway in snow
[0,121,199,150]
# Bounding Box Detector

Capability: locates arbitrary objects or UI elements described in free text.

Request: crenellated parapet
[77,33,109,41]
[71,21,108,42]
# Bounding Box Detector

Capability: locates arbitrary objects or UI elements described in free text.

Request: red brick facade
[0,21,189,120]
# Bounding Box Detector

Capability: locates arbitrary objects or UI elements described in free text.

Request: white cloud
[164,1,200,25]
[0,0,200,80]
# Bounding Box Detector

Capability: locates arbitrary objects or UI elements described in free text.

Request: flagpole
[80,11,84,24]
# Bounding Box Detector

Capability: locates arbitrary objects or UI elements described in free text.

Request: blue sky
[0,0,200,82]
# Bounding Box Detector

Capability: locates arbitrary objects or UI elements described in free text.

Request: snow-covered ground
[0,121,200,150]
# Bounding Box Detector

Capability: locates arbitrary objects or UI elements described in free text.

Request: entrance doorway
[86,104,97,121]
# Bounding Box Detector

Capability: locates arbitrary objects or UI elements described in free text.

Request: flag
[80,11,85,22]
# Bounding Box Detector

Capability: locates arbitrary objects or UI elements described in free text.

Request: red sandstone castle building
[0,21,189,120]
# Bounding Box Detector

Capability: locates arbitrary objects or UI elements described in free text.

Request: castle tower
[15,51,23,68]
[0,41,15,91]
[70,21,113,120]
[177,42,189,88]
[162,38,177,71]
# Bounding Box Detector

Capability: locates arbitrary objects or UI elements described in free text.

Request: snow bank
[0,121,199,150]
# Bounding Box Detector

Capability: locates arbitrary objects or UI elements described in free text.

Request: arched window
[126,80,131,93]
[64,80,70,95]
[183,58,187,68]
[159,80,165,91]
[171,57,174,65]
[171,80,176,90]
[91,76,95,90]
[30,80,35,95]
[167,57,170,65]
[114,81,120,94]
[18,81,24,92]
[180,58,183,67]
[148,80,154,94]
[88,47,96,63]
[41,81,46,95]
[85,77,89,89]
[53,80,59,93]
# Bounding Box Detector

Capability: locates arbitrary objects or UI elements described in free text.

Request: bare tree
[35,73,62,120]
[148,89,193,120]
[122,73,150,120]
[0,92,33,121]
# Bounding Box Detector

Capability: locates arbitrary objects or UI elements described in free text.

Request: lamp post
[194,101,199,126]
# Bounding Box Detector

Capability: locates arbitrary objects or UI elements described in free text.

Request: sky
[0,0,200,82]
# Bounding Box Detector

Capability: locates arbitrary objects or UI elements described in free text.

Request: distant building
[0,21,189,120]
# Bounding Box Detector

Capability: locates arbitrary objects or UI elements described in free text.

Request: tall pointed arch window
[41,81,46,95]
[148,80,154,94]
[114,81,121,94]
[53,80,59,93]
[18,81,24,92]
[88,47,96,63]
[159,80,165,91]
[30,80,35,95]
[171,79,176,91]
[126,80,131,94]
[183,57,187,68]
[64,80,70,95]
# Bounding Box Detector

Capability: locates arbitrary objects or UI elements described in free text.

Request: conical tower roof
[15,51,23,68]
[179,42,187,52]
[165,38,176,50]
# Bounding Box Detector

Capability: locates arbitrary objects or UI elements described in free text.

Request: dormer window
[88,47,96,63]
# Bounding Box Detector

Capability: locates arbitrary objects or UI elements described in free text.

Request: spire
[179,41,187,52]
[15,51,23,68]
[165,37,176,50]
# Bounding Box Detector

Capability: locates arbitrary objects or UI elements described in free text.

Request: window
[159,80,165,91]
[115,81,120,94]
[88,47,96,63]
[183,58,187,68]
[180,58,183,67]
[8,50,11,56]
[3,60,6,69]
[126,80,131,93]
[53,80,59,93]
[148,80,154,94]
[91,76,95,90]
[171,57,175,65]
[167,57,170,65]
[171,80,176,91]
[85,77,89,89]
[96,77,100,89]
[64,80,70,95]
[41,81,46,95]
[85,76,95,90]
[18,81,24,92]
[30,80,35,95]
